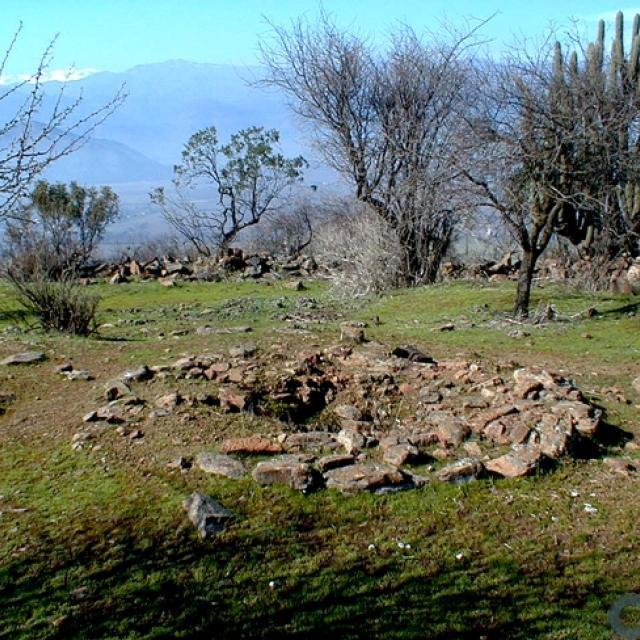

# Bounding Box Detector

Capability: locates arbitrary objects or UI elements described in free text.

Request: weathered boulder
[324,463,407,494]
[434,417,470,448]
[382,443,419,467]
[485,447,542,478]
[336,428,367,455]
[195,453,245,479]
[317,454,356,472]
[182,492,234,538]
[252,456,321,492]
[283,431,338,453]
[1,351,45,366]
[436,458,484,484]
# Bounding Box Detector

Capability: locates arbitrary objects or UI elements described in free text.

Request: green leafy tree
[4,180,119,277]
[151,126,307,256]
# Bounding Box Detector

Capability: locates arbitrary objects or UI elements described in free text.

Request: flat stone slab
[324,463,407,495]
[252,456,321,492]
[220,436,283,455]
[195,453,245,479]
[1,351,45,365]
[317,454,355,472]
[182,492,234,538]
[485,447,542,478]
[283,431,339,453]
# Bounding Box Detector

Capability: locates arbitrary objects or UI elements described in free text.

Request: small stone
[228,343,257,359]
[334,404,363,422]
[632,375,640,395]
[218,387,247,412]
[340,323,366,344]
[104,381,131,401]
[1,351,46,366]
[129,429,144,440]
[121,365,153,383]
[195,453,245,479]
[436,458,484,484]
[155,392,183,411]
[54,362,73,373]
[439,323,455,332]
[182,492,233,538]
[336,428,367,455]
[603,457,637,476]
[391,345,435,363]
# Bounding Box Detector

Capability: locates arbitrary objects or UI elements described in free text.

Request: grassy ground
[0,278,638,639]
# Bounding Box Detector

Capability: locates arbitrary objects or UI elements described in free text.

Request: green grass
[0,277,639,639]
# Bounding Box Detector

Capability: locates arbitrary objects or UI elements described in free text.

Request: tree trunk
[398,225,452,285]
[514,247,538,318]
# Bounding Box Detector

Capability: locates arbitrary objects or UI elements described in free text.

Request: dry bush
[7,274,100,336]
[312,203,404,296]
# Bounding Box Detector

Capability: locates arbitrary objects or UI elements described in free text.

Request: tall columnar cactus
[543,11,640,255]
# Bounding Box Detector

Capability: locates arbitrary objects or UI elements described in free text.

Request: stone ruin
[78,248,319,286]
[75,336,606,497]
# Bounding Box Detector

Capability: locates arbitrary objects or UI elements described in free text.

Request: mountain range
[0,60,336,245]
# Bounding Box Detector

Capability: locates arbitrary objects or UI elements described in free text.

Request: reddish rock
[155,392,182,411]
[220,436,282,455]
[435,418,470,448]
[485,447,542,478]
[382,443,419,467]
[218,387,247,412]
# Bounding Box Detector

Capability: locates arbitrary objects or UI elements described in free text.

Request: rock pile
[81,249,320,285]
[76,340,607,495]
[441,251,640,293]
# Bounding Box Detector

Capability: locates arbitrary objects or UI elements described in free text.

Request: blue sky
[1,1,639,78]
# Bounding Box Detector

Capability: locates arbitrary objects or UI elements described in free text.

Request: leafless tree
[260,13,482,284]
[0,24,125,219]
[465,14,640,317]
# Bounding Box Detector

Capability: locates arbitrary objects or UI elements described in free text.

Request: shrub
[313,202,404,296]
[7,275,101,336]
